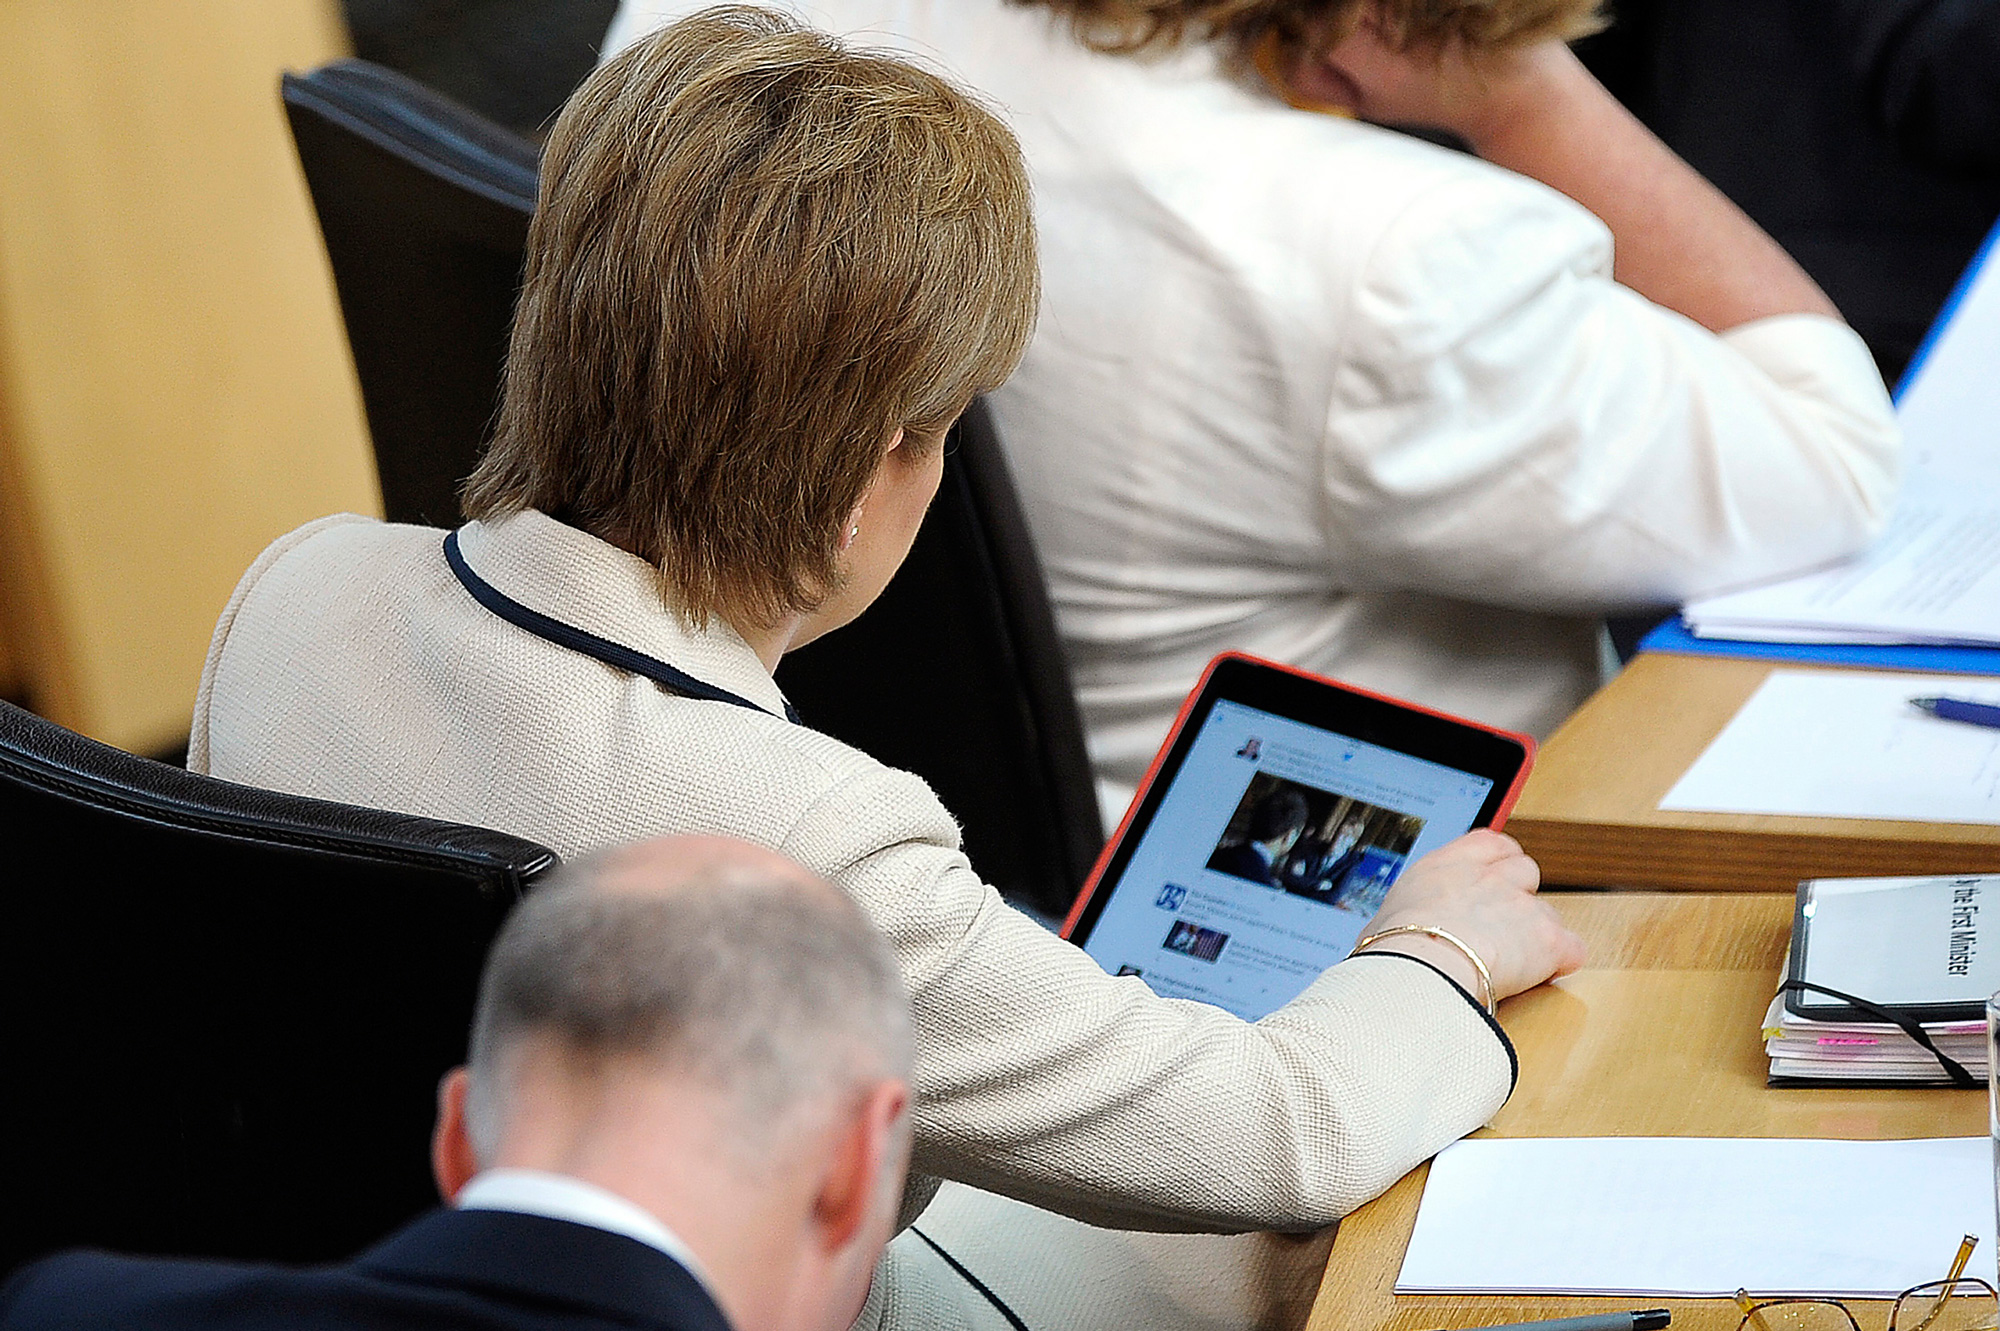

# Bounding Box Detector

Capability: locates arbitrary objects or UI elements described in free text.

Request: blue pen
[1910,696,2000,730]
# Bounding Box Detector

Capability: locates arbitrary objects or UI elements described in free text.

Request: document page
[1397,1137,1993,1298]
[1683,223,2000,645]
[1796,875,1998,1011]
[1659,670,2000,824]
[1684,502,2000,645]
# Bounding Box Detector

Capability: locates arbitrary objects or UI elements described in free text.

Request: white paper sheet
[1795,876,2000,1010]
[1682,224,2000,646]
[1686,503,2000,645]
[1659,669,2000,824]
[1397,1137,1994,1298]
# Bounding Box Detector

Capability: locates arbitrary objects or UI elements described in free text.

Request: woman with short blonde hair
[197,8,1580,1331]
[607,0,1897,832]
[466,5,1038,630]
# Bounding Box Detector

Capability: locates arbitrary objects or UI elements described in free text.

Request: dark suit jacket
[1580,0,2000,382]
[1833,0,2000,175]
[1284,842,1366,904]
[0,1209,731,1331]
[1205,841,1277,886]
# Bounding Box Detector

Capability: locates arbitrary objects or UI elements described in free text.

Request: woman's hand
[1286,3,1840,331]
[1296,15,1574,148]
[1357,830,1586,1003]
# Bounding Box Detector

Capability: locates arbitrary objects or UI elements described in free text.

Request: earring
[846,525,861,548]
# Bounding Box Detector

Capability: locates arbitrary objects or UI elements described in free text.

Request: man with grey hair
[0,836,914,1331]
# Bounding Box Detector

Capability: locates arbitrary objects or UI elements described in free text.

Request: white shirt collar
[456,1168,715,1294]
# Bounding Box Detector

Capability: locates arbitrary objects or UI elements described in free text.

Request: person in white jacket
[606,0,1905,822]
[194,9,1583,1329]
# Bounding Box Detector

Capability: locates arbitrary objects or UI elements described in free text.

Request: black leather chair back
[282,61,1104,917]
[284,59,536,527]
[0,700,558,1278]
[775,402,1105,917]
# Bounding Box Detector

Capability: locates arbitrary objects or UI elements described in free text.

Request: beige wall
[0,1,382,753]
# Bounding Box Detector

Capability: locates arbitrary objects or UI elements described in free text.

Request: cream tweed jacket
[192,511,1514,1325]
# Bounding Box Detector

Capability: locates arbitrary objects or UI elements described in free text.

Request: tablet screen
[1074,693,1502,1021]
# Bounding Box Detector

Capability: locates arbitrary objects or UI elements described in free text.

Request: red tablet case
[1061,652,1537,939]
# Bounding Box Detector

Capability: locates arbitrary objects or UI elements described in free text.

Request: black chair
[0,699,558,1279]
[341,0,619,139]
[284,59,537,527]
[775,402,1105,918]
[282,61,1105,917]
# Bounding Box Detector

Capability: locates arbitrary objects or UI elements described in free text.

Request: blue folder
[1641,617,2000,675]
[1654,210,2000,675]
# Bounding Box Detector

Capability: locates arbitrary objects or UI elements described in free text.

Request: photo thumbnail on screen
[1162,919,1229,962]
[1204,771,1426,916]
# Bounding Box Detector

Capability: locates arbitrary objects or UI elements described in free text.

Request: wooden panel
[0,0,380,754]
[0,486,19,701]
[1509,653,2000,891]
[1307,892,1987,1331]
[0,336,67,714]
[0,625,17,702]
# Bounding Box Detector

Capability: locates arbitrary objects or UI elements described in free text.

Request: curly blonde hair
[1014,0,1603,58]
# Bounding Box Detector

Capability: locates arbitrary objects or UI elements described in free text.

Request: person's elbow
[1720,313,1905,560]
[1812,392,1903,555]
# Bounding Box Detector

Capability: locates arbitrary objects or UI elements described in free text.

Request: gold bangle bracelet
[1351,925,1496,1015]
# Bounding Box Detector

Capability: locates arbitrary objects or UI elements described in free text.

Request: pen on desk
[1433,1312,1672,1331]
[1909,696,2000,731]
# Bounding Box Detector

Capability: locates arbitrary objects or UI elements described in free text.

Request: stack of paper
[1682,225,2000,647]
[1399,1137,1993,1299]
[1755,873,1998,1085]
[1763,993,1988,1084]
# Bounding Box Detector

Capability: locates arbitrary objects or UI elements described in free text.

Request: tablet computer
[1061,653,1534,1021]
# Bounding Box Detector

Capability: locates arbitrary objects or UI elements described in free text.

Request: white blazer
[609,0,1903,822]
[192,511,1513,1328]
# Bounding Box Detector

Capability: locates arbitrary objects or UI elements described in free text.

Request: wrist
[1352,926,1494,1010]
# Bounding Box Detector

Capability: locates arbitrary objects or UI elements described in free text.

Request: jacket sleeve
[1319,169,1901,614]
[0,1253,173,1328]
[782,763,1514,1235]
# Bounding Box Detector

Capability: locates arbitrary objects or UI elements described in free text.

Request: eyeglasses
[1733,1236,1999,1331]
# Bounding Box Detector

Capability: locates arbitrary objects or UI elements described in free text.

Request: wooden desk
[1305,891,1986,1331]
[1509,653,2000,891]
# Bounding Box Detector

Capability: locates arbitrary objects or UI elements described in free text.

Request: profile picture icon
[1235,737,1262,760]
